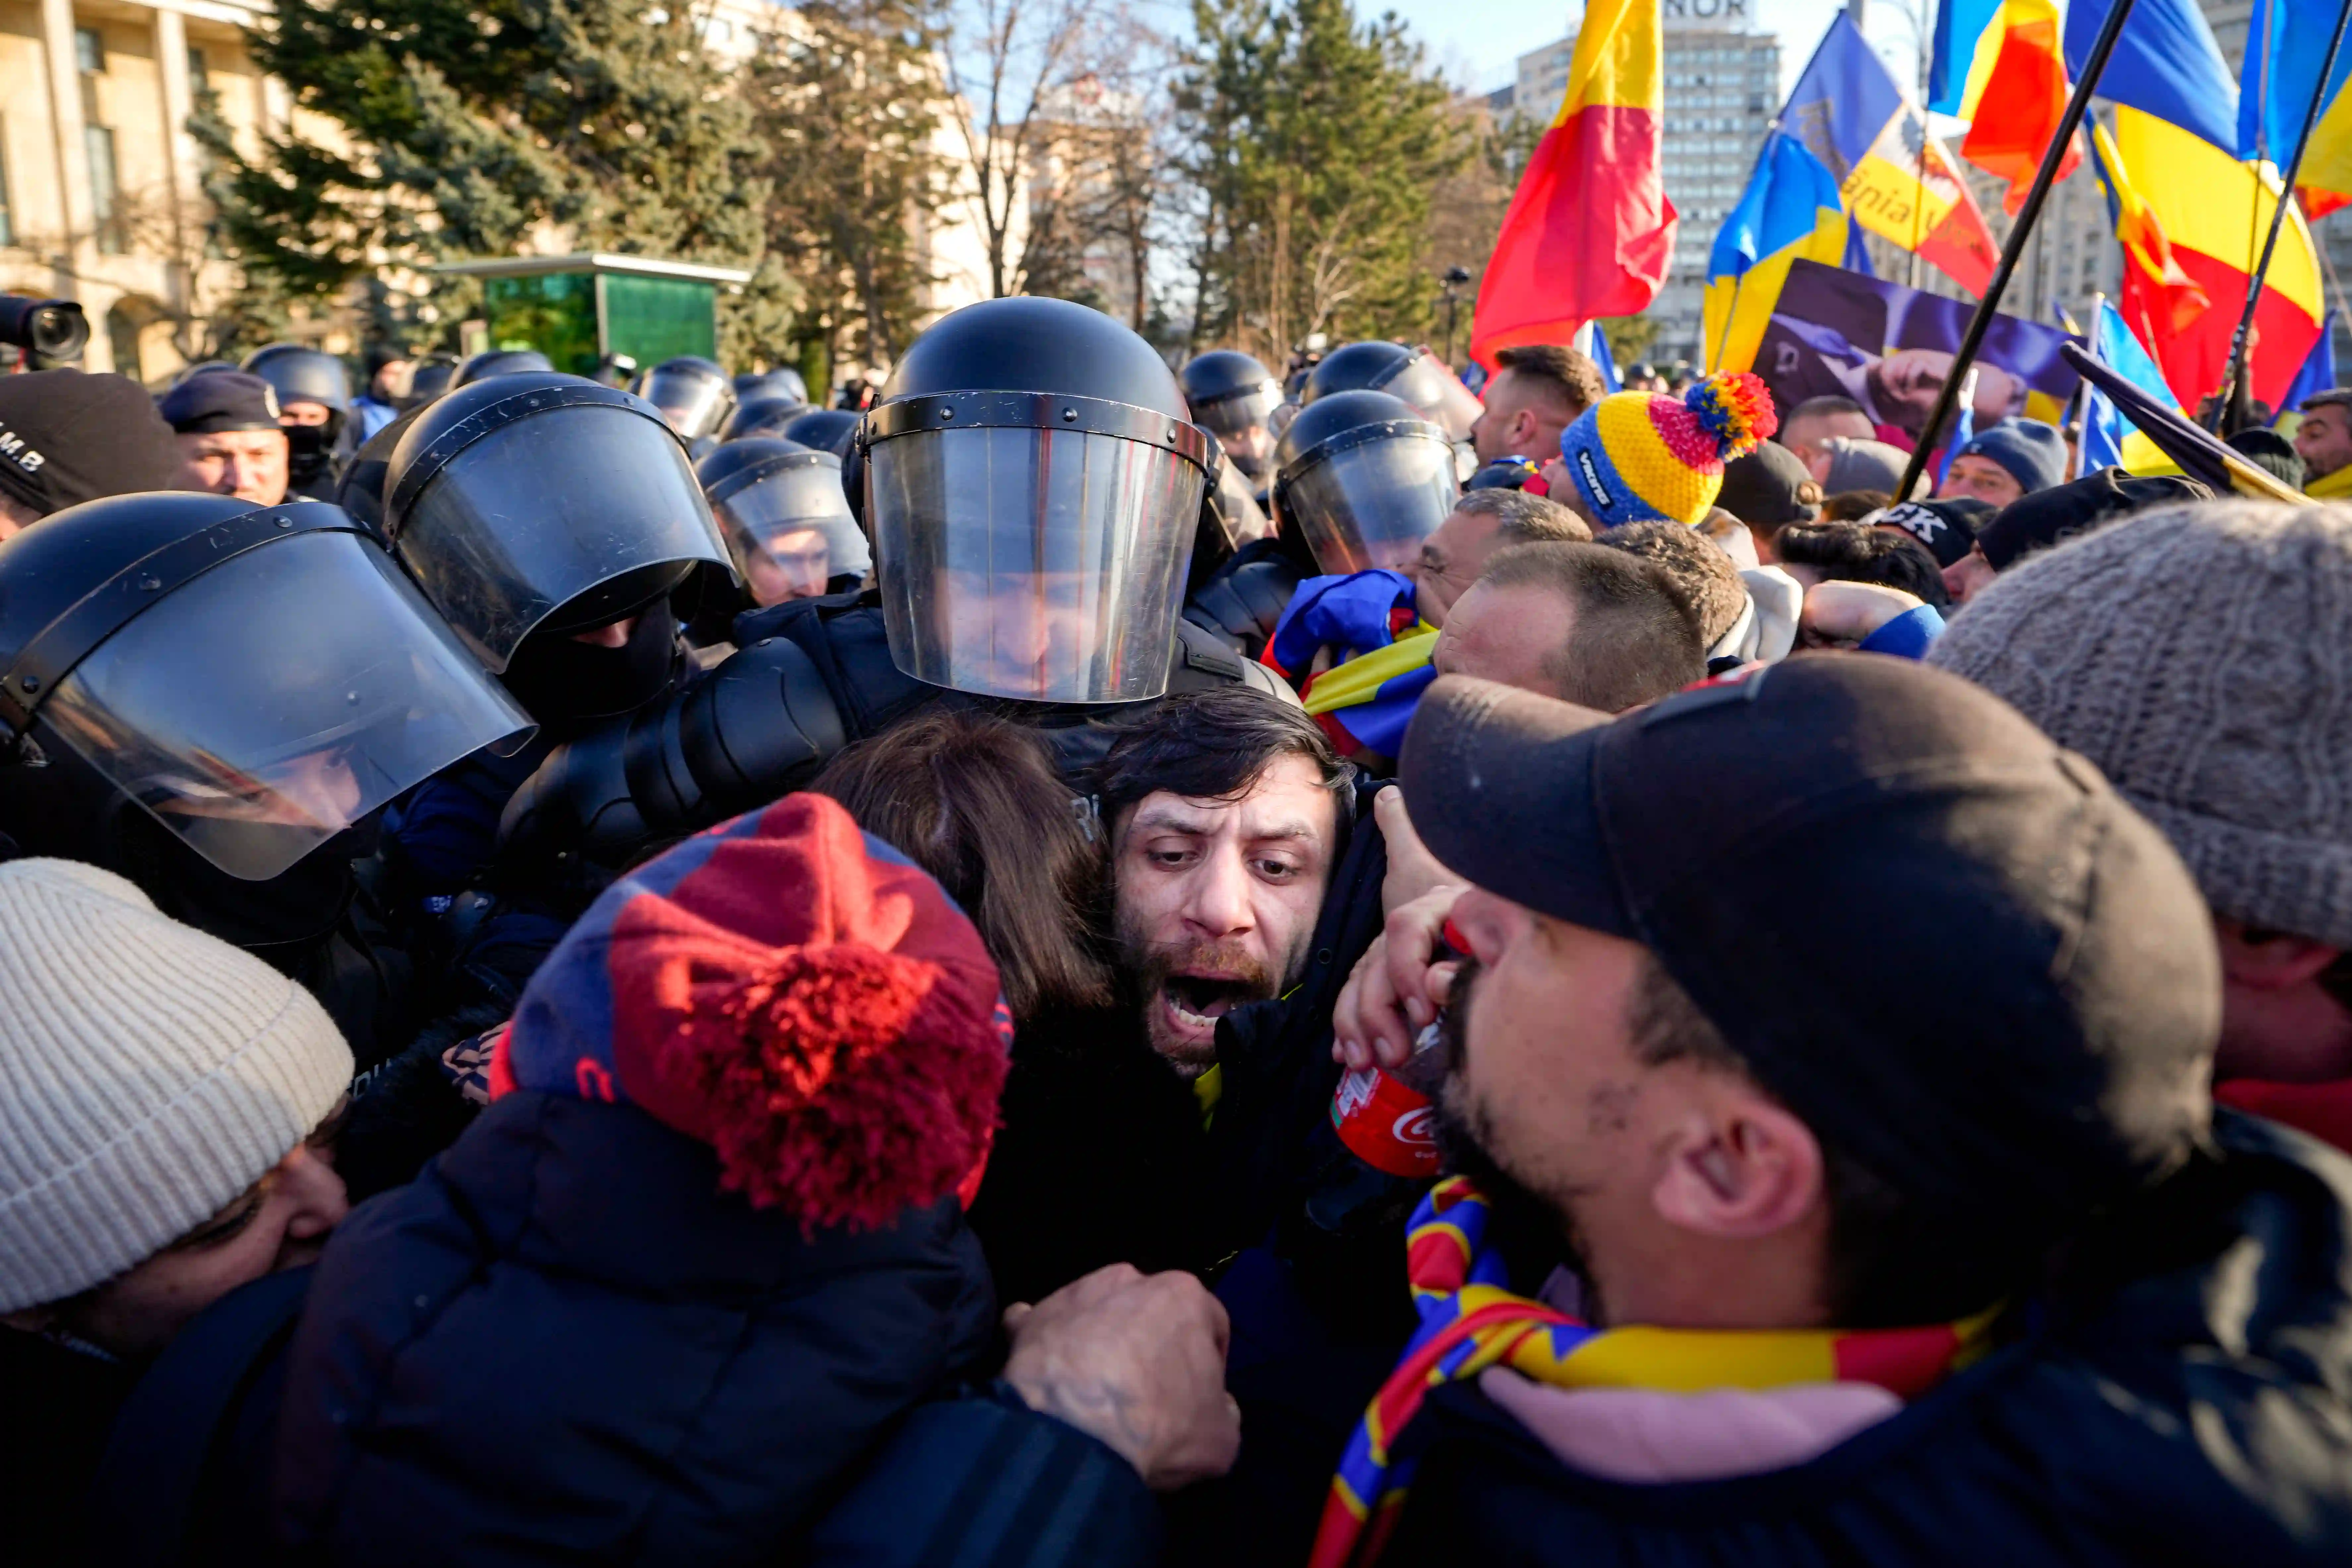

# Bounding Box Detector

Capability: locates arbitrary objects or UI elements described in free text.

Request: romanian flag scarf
[1309,1176,1997,1568]
[1260,569,1437,759]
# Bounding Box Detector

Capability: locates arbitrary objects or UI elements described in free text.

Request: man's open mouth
[1159,972,1261,1036]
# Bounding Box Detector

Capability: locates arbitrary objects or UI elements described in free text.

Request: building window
[75,25,103,74]
[188,45,210,97]
[0,122,13,249]
[87,125,122,254]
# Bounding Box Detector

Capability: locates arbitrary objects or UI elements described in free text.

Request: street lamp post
[1440,266,1473,368]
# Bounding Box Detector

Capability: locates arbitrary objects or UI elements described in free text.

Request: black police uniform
[497,297,1302,875]
[0,493,536,1068]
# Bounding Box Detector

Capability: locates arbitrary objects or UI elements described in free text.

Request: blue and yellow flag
[1703,133,1848,374]
[2063,0,2239,153]
[2081,301,2180,474]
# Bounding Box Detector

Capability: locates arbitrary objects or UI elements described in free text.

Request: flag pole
[2213,0,2352,431]
[1894,0,2142,502]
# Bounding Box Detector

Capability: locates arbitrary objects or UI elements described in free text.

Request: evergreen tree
[1175,0,1465,356]
[744,0,946,387]
[199,0,791,358]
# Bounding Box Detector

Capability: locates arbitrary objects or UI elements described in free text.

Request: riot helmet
[591,353,639,389]
[862,296,1209,704]
[173,359,239,385]
[696,437,870,606]
[1273,388,1459,575]
[0,492,534,882]
[733,369,809,408]
[335,405,427,539]
[244,344,352,488]
[403,354,460,409]
[1181,349,1282,480]
[723,395,805,443]
[638,356,735,440]
[1305,340,1483,441]
[383,372,733,672]
[451,348,554,389]
[780,407,860,457]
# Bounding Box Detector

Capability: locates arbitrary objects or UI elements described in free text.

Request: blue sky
[1378,0,1921,101]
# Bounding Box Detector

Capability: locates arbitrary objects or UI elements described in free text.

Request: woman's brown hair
[810,711,1113,1021]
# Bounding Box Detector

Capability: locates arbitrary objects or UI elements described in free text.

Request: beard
[1114,902,1300,1078]
[1431,956,1602,1309]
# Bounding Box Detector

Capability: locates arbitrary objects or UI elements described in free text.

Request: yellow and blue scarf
[1309,1177,1996,1568]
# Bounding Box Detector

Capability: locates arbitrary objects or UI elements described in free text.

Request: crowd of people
[0,293,2348,1566]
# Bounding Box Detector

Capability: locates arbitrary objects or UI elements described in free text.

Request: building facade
[1503,0,1778,363]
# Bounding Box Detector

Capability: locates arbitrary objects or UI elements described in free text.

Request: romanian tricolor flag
[1469,0,1674,367]
[1703,133,1850,373]
[2096,106,2323,412]
[2242,0,2352,217]
[1780,15,1998,295]
[1261,571,1436,760]
[1929,0,2081,213]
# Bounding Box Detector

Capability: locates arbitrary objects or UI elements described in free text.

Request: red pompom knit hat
[490,792,1013,1232]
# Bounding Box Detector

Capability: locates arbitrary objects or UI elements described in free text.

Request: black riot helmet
[696,437,870,606]
[638,356,735,440]
[383,372,733,671]
[1181,349,1282,480]
[173,359,239,385]
[1273,388,1460,575]
[1305,340,1483,441]
[244,344,352,486]
[0,492,534,882]
[723,395,806,443]
[733,369,809,408]
[334,405,426,539]
[781,407,860,457]
[451,348,555,389]
[862,296,1210,704]
[402,354,460,409]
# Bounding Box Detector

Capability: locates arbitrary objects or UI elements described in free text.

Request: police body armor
[499,297,1301,872]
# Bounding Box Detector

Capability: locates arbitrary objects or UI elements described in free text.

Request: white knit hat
[0,859,352,1311]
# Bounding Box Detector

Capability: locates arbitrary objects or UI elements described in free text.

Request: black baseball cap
[157,370,282,435]
[1717,440,1819,530]
[1400,658,2219,1243]
[1872,496,1989,569]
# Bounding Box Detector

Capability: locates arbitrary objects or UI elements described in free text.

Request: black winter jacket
[269,1089,997,1566]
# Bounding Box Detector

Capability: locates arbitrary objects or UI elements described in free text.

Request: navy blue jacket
[269,1089,997,1565]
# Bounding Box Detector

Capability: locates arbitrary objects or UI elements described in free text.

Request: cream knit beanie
[1929,501,2352,947]
[0,859,352,1311]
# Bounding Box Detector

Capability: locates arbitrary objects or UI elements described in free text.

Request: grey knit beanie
[1929,501,2352,946]
[0,859,352,1311]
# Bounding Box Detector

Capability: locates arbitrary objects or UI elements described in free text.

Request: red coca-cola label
[1331,1066,1441,1178]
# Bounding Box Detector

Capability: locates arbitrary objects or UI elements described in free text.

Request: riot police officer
[1303,339,1484,442]
[779,407,860,457]
[450,348,553,389]
[1181,349,1282,487]
[0,491,536,1066]
[370,372,736,920]
[732,368,809,410]
[701,438,869,606]
[637,356,735,440]
[1181,387,1458,659]
[721,395,805,443]
[243,343,353,500]
[498,296,1296,871]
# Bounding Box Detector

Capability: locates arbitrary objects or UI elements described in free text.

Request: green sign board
[454,255,744,375]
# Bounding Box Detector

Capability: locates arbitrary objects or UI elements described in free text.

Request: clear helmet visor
[1194,385,1280,476]
[639,369,732,439]
[1282,430,1460,574]
[42,530,537,881]
[1376,353,1485,441]
[397,404,732,668]
[871,424,1205,703]
[715,457,872,605]
[1210,461,1274,551]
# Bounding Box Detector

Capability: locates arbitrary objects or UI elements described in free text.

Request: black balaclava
[498,598,683,731]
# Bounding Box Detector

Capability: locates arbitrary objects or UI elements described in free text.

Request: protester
[2227,426,2306,491]
[1431,542,1707,707]
[1302,658,2351,1564]
[1771,518,1949,607]
[1466,344,1606,484]
[0,369,182,536]
[1713,439,1819,561]
[1874,494,1991,572]
[0,859,352,1552]
[1930,501,2352,1152]
[2293,388,2352,498]
[351,345,411,441]
[1542,372,1777,530]
[1774,394,1875,481]
[270,794,1013,1563]
[1819,434,1913,498]
[1940,470,2210,606]
[1095,689,1349,1080]
[1409,489,1589,627]
[1937,418,2067,508]
[1598,518,1802,666]
[158,370,291,507]
[1821,488,1893,520]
